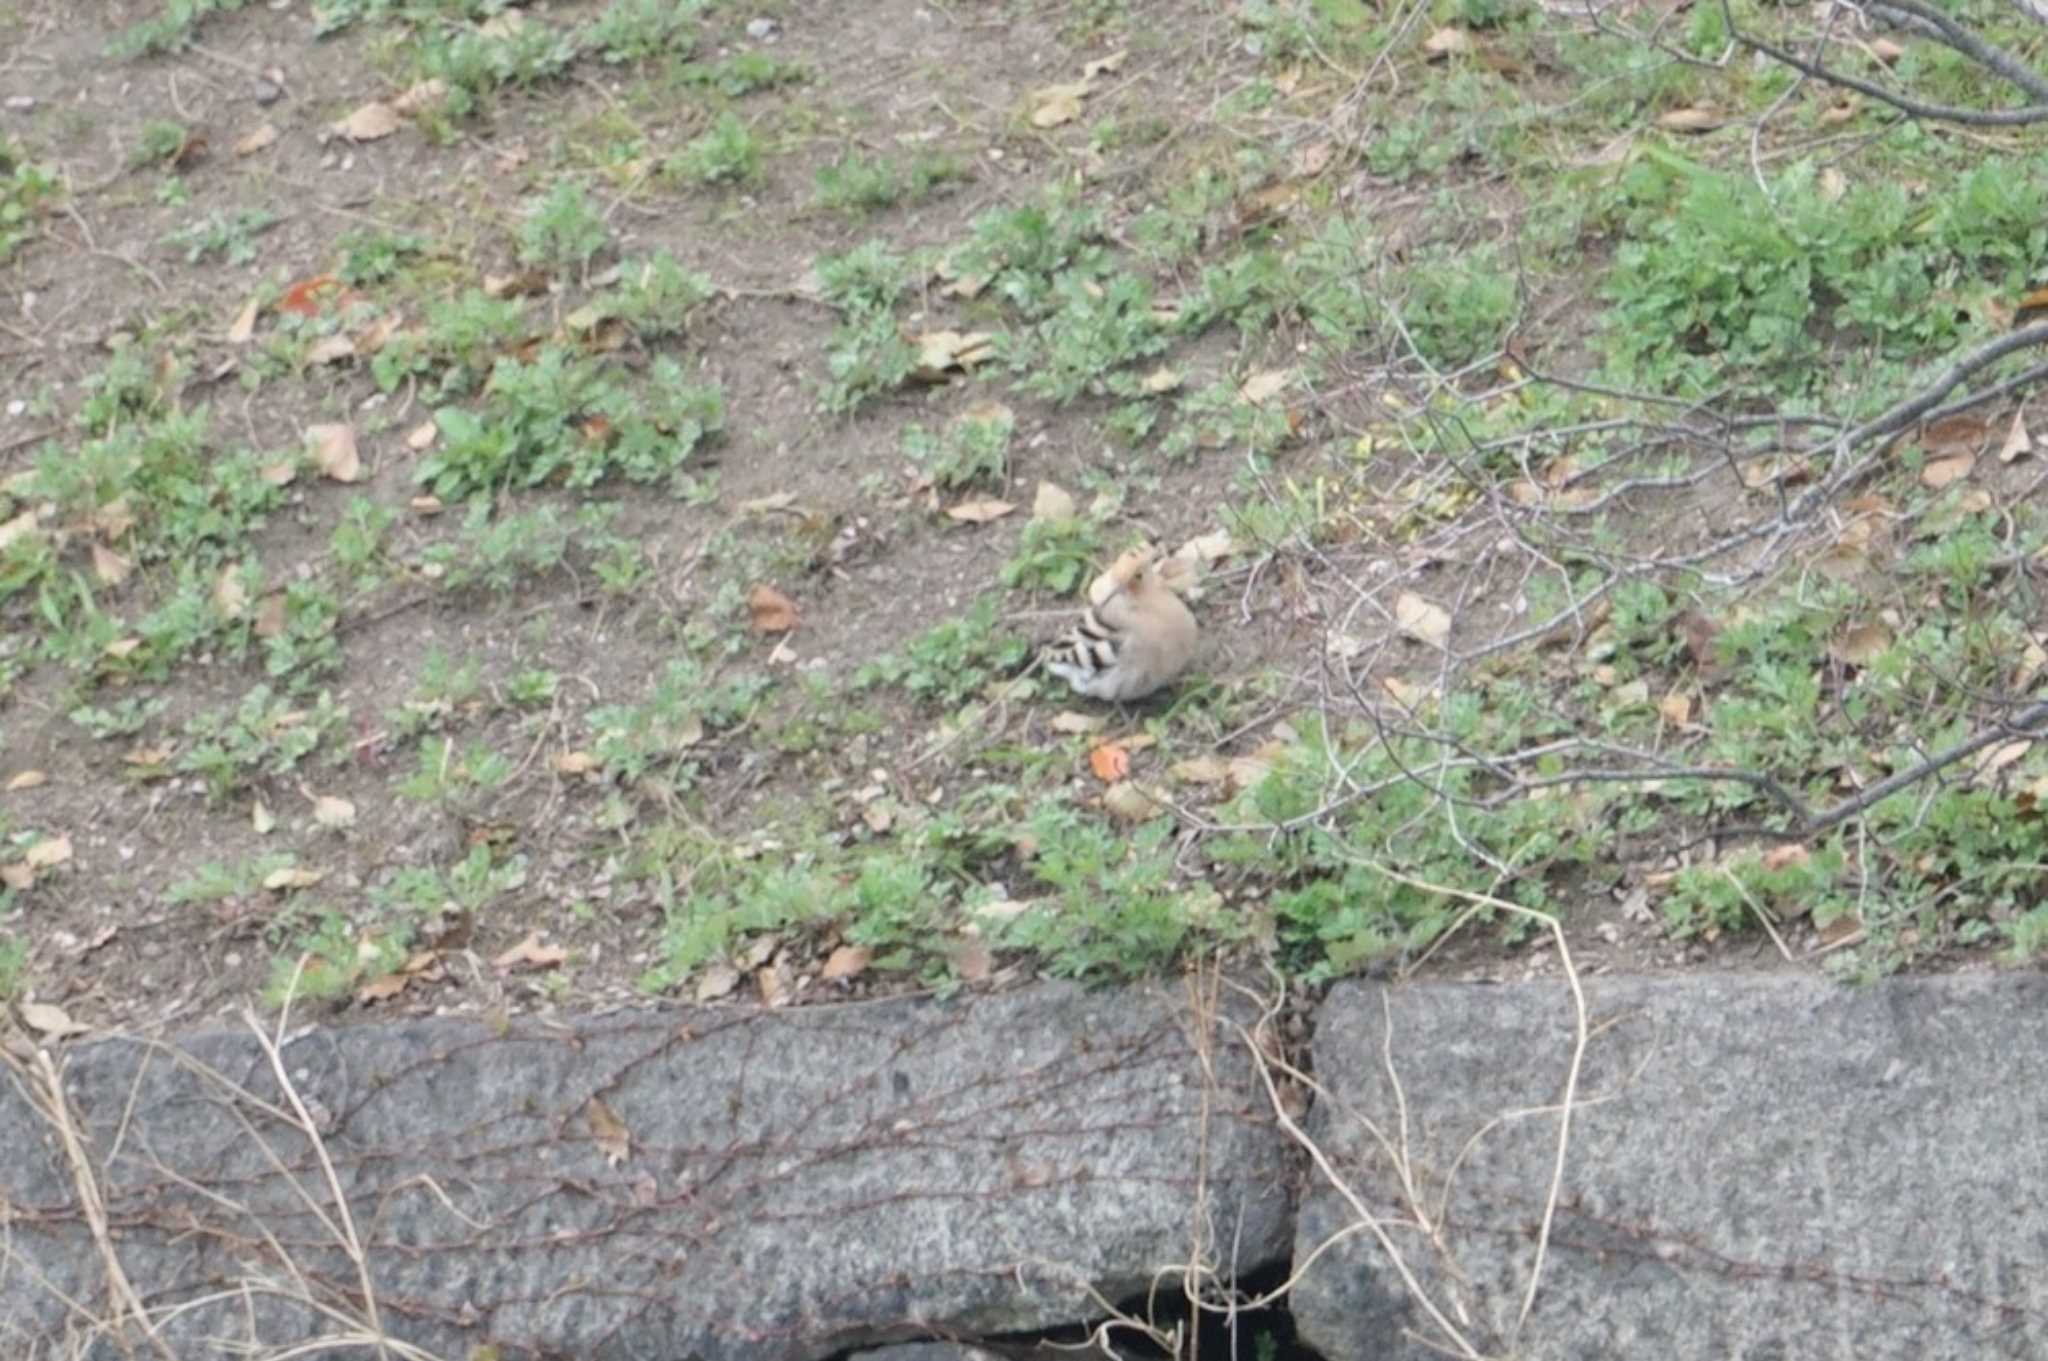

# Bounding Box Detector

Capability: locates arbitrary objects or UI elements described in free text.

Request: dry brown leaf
[410,495,444,515]
[1423,25,1473,56]
[1031,481,1077,521]
[226,294,261,343]
[24,835,71,869]
[1088,742,1131,783]
[738,491,797,515]
[1761,844,1810,873]
[1030,82,1088,127]
[493,932,567,972]
[945,497,1015,524]
[695,963,741,1002]
[1050,711,1105,735]
[253,592,288,639]
[303,334,356,367]
[91,543,132,586]
[19,1002,87,1038]
[2002,409,2033,463]
[312,794,356,829]
[213,565,250,619]
[263,865,327,891]
[1921,453,1974,489]
[103,638,142,659]
[1170,755,1232,786]
[1657,106,1723,132]
[1658,692,1692,727]
[356,974,410,1004]
[1976,739,2031,780]
[0,862,31,892]
[334,101,400,142]
[1138,366,1181,394]
[391,78,449,116]
[1870,36,1904,63]
[1831,622,1891,666]
[555,750,599,776]
[1082,50,1127,78]
[1238,369,1290,406]
[252,800,275,834]
[1101,780,1161,822]
[233,123,279,157]
[951,936,994,982]
[406,419,438,451]
[307,424,361,483]
[1394,591,1451,648]
[0,510,42,553]
[1178,528,1234,563]
[820,945,870,981]
[354,313,402,355]
[747,583,799,633]
[5,770,47,791]
[585,1096,631,1167]
[755,960,791,1006]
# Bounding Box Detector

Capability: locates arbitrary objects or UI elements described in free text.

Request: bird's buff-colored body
[1045,547,1198,701]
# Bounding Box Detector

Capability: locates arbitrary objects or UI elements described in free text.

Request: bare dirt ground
[4,0,2045,1040]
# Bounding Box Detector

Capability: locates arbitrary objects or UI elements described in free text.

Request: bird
[1044,545,1199,702]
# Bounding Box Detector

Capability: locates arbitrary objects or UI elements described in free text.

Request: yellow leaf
[312,795,356,829]
[24,835,71,869]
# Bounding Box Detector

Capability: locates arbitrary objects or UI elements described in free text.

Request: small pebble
[252,78,282,105]
[3,95,33,112]
[745,16,780,40]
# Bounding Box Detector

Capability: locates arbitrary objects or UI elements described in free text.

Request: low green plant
[0,142,59,264]
[813,152,962,215]
[679,51,804,96]
[109,0,249,56]
[517,179,608,271]
[587,657,769,792]
[854,598,1031,707]
[335,226,428,286]
[264,908,408,1008]
[163,209,278,264]
[585,0,703,62]
[902,404,1013,489]
[1396,243,1517,369]
[1007,270,1170,404]
[987,801,1227,978]
[129,119,190,169]
[177,685,347,801]
[0,931,26,999]
[418,348,722,499]
[69,695,166,740]
[586,252,715,339]
[671,111,760,184]
[1000,516,1104,595]
[815,240,917,412]
[395,735,514,803]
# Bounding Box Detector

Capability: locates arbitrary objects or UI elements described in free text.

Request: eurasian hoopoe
[1045,545,1198,702]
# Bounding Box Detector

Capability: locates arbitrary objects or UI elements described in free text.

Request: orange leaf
[1088,742,1131,782]
[279,274,342,317]
[747,584,799,633]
